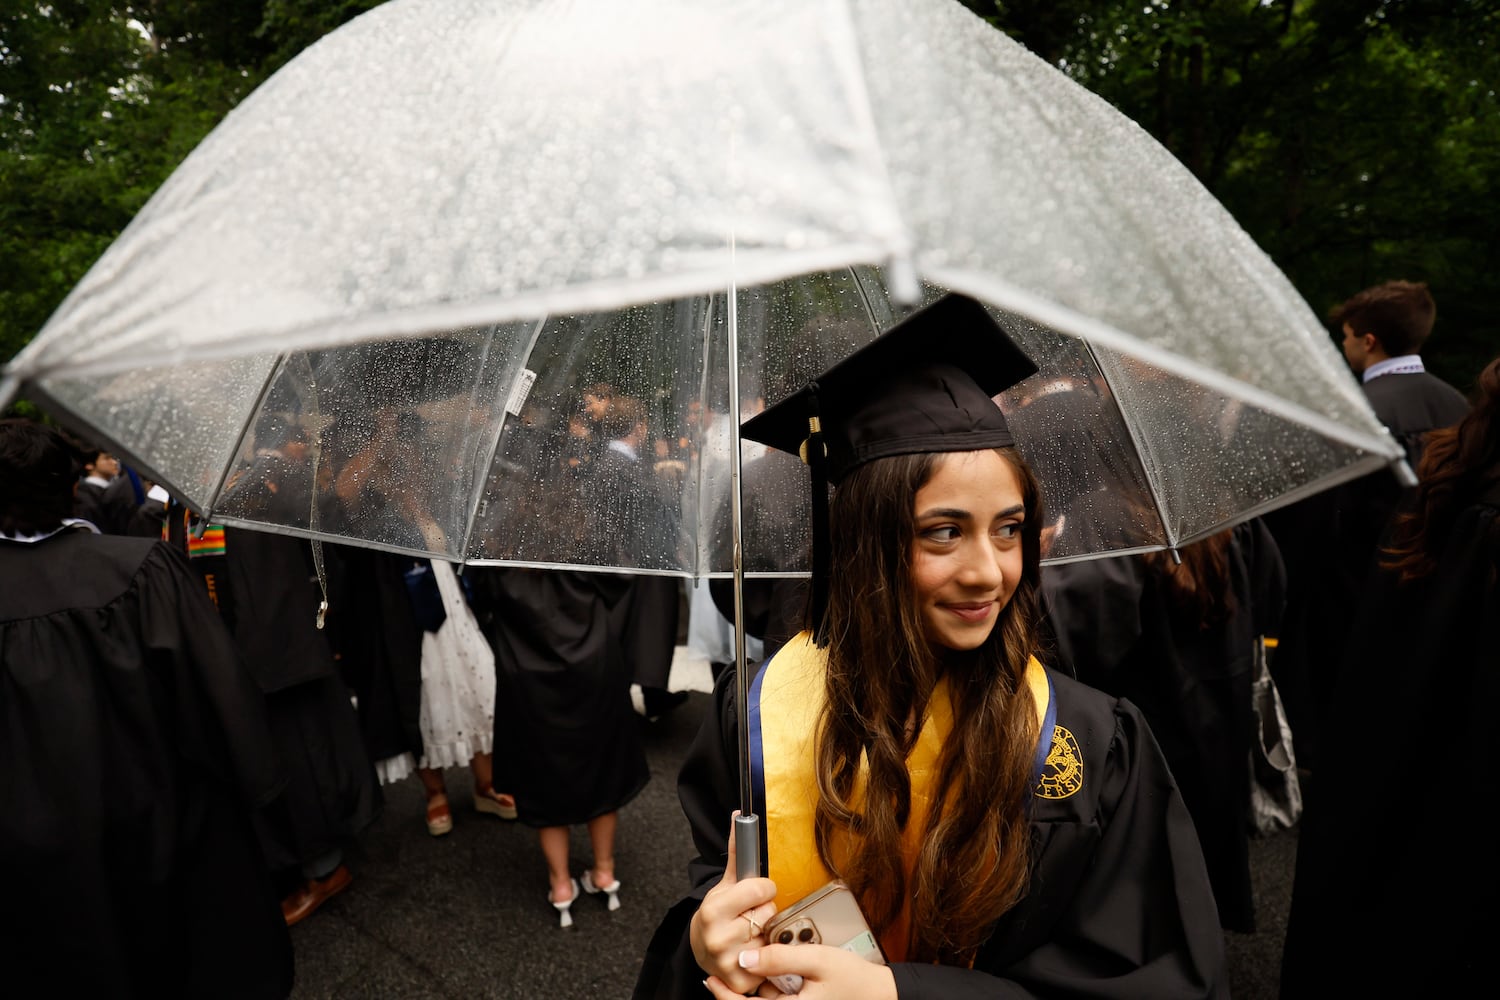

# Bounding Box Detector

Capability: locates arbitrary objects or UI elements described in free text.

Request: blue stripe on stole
[1031,667,1058,790]
[747,654,771,871]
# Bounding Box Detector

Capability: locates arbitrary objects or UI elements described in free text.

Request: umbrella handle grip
[734,812,762,880]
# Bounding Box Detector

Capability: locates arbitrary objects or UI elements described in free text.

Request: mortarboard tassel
[804,383,832,647]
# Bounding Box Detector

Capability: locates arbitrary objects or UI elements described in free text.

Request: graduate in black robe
[323,542,425,767]
[1041,519,1287,931]
[1281,355,1500,996]
[1266,281,1470,770]
[708,449,811,664]
[634,296,1225,998]
[475,566,648,828]
[0,419,292,998]
[591,396,683,715]
[638,663,1226,999]
[167,481,380,912]
[467,400,653,921]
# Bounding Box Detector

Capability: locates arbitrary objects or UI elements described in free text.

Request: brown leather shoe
[281,864,353,927]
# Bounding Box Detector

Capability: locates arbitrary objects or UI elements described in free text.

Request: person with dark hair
[1266,279,1472,770]
[706,315,871,665]
[1332,279,1469,465]
[69,440,122,525]
[1281,353,1500,995]
[70,441,170,537]
[0,418,293,997]
[1042,522,1287,932]
[470,396,652,928]
[635,297,1224,998]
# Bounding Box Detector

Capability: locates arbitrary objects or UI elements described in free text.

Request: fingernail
[738,949,759,969]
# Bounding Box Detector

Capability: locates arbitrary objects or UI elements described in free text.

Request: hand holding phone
[759,880,885,995]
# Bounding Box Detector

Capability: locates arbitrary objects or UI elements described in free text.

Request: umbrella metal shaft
[725,214,761,881]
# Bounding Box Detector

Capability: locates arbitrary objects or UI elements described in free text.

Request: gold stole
[755,633,1049,962]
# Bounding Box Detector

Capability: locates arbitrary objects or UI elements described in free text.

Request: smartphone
[760,880,885,994]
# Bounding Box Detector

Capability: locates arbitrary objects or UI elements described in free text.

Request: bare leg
[418,766,446,803]
[469,751,492,790]
[586,811,617,886]
[539,826,574,902]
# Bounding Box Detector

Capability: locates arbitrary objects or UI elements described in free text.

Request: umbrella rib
[1078,339,1181,552]
[691,296,717,578]
[206,352,289,519]
[847,266,888,333]
[458,316,550,563]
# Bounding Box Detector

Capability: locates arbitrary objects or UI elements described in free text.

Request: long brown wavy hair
[1384,356,1499,582]
[812,447,1043,966]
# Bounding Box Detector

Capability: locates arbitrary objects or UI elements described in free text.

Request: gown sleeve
[137,541,285,808]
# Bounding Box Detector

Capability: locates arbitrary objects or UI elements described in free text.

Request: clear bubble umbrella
[0,0,1406,873]
[1,0,1402,569]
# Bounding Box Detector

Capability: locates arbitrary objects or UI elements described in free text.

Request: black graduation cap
[741,293,1038,643]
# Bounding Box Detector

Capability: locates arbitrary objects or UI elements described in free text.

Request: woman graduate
[634,295,1226,999]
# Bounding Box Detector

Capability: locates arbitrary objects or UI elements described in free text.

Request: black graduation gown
[1280,486,1500,995]
[1040,520,1287,931]
[207,527,382,870]
[1264,371,1469,769]
[612,572,681,691]
[475,567,650,827]
[322,543,425,764]
[0,532,292,999]
[1361,370,1471,467]
[592,445,682,689]
[71,477,111,527]
[707,450,813,661]
[634,666,1227,998]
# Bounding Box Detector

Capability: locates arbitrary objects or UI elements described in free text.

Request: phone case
[761,880,885,993]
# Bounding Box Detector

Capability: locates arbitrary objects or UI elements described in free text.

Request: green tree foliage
[4,1,1497,389]
[0,0,383,364]
[968,0,1500,387]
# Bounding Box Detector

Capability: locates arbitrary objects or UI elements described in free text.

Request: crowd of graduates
[0,381,706,996]
[2,281,1496,997]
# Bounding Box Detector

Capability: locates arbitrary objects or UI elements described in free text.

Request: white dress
[375,560,496,783]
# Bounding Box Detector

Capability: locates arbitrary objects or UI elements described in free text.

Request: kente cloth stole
[165,502,235,627]
[748,633,1051,962]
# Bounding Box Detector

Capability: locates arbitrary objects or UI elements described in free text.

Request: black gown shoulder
[0,532,292,998]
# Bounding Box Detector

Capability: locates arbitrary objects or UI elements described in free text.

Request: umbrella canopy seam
[1077,338,1180,549]
[459,316,549,563]
[926,264,1401,461]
